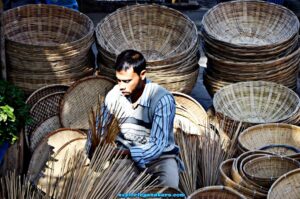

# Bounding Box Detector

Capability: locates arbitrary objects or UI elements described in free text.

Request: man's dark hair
[115,50,146,75]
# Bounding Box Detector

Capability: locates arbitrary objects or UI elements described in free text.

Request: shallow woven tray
[188,186,247,199]
[27,128,87,194]
[27,128,86,184]
[238,123,300,156]
[25,91,66,147]
[30,115,61,151]
[268,168,300,199]
[60,76,115,130]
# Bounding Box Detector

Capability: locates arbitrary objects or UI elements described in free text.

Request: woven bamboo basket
[26,84,69,106]
[213,81,300,137]
[238,123,300,156]
[2,4,94,94]
[172,92,207,135]
[219,158,267,198]
[204,43,300,91]
[27,128,87,194]
[95,4,199,93]
[231,151,274,194]
[188,186,246,199]
[238,154,271,192]
[25,91,66,149]
[243,155,300,188]
[60,76,115,130]
[267,168,300,199]
[202,30,299,61]
[201,0,299,54]
[30,115,61,151]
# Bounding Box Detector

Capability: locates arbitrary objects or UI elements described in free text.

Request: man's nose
[119,82,126,90]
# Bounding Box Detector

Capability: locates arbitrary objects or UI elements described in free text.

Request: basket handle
[259,144,300,153]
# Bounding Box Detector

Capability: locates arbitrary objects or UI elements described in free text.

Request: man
[102,49,183,189]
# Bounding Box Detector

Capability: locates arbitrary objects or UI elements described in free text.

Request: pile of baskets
[212,81,300,137]
[25,76,115,151]
[25,76,116,192]
[220,151,300,198]
[95,4,200,94]
[201,0,300,96]
[2,4,94,94]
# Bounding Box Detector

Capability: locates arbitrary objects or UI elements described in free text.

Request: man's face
[116,67,145,97]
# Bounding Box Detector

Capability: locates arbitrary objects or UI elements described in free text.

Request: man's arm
[129,94,175,168]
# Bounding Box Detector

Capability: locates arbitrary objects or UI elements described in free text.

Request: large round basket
[238,123,300,156]
[188,186,247,199]
[95,4,199,93]
[201,0,299,56]
[268,168,300,199]
[213,81,300,137]
[2,4,94,93]
[60,76,115,130]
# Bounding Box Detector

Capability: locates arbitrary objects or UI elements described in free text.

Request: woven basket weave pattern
[2,4,94,93]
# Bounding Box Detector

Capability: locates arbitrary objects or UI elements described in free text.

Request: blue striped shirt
[102,79,183,170]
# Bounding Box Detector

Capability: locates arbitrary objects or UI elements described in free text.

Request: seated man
[100,49,183,188]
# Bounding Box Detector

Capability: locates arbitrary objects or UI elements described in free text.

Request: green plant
[0,80,30,145]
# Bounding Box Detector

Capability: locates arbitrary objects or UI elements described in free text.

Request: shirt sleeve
[129,94,176,168]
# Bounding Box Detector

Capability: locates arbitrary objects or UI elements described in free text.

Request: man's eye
[124,80,131,83]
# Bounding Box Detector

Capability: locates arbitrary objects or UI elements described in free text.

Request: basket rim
[95,4,198,63]
[25,84,69,105]
[59,75,116,128]
[238,123,300,152]
[267,168,300,198]
[2,4,95,48]
[201,0,299,48]
[188,185,247,199]
[172,92,207,114]
[213,81,300,124]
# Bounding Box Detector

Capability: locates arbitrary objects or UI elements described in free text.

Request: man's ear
[140,69,146,80]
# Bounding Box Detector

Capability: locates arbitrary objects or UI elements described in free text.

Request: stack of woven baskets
[95,4,200,94]
[201,0,300,96]
[220,151,300,199]
[2,4,94,94]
